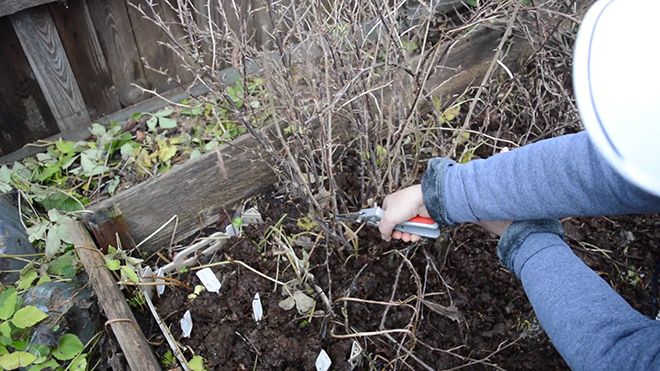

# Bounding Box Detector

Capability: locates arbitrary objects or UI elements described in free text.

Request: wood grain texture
[126,1,190,92]
[88,0,148,107]
[11,7,91,133]
[0,83,210,165]
[88,24,532,254]
[85,204,137,253]
[89,132,276,253]
[50,0,121,119]
[67,221,160,371]
[0,17,59,155]
[0,0,57,17]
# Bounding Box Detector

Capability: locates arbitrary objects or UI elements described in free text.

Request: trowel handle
[394,216,440,239]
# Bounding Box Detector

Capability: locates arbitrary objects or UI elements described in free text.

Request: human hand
[379,184,431,242]
[477,220,512,236]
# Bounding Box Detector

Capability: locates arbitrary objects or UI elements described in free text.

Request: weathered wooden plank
[84,205,137,253]
[126,1,191,92]
[0,83,210,165]
[88,25,532,253]
[0,17,59,155]
[67,221,160,371]
[50,0,121,120]
[0,0,57,18]
[10,7,91,133]
[89,131,276,253]
[88,0,149,107]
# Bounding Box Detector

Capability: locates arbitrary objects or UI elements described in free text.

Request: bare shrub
[130,0,474,224]
[132,1,587,368]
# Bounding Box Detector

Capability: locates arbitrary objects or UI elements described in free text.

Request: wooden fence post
[10,6,91,133]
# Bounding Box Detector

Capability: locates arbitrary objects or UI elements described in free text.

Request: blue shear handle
[393,221,441,239]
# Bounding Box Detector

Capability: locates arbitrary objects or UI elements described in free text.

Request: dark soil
[142,187,658,370]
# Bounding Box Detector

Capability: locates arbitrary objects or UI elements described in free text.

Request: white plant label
[252,293,263,322]
[315,349,331,371]
[180,310,193,338]
[242,207,263,224]
[225,223,239,237]
[195,268,221,293]
[348,341,362,369]
[156,267,166,297]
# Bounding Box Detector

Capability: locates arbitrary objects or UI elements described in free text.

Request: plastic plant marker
[225,224,239,237]
[348,341,363,369]
[315,349,331,371]
[156,267,166,297]
[180,310,193,338]
[195,268,221,293]
[242,207,263,224]
[252,293,263,322]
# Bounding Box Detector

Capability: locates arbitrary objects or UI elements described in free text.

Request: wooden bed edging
[67,220,160,371]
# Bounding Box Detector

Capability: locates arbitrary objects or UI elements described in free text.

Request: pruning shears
[336,207,440,239]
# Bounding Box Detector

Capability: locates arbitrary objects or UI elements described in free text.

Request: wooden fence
[0,0,266,157]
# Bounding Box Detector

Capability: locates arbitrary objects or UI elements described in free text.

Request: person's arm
[422,131,660,226]
[499,220,660,370]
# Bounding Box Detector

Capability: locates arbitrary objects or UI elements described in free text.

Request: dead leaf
[278,296,296,311]
[422,300,461,322]
[293,290,316,313]
[293,236,315,249]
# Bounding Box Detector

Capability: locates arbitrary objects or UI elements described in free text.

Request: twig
[453,0,522,156]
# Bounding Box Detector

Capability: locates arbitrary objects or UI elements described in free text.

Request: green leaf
[11,306,48,329]
[36,190,84,212]
[158,117,177,129]
[45,227,61,258]
[28,359,59,371]
[465,0,478,6]
[17,270,38,290]
[188,355,205,371]
[189,149,202,160]
[154,108,174,117]
[48,251,77,278]
[181,107,203,117]
[0,351,37,370]
[57,222,74,244]
[105,259,121,271]
[0,345,7,356]
[120,265,140,283]
[131,112,144,121]
[89,123,106,137]
[35,164,61,182]
[0,166,13,193]
[68,353,87,371]
[55,140,75,154]
[0,289,18,320]
[10,338,27,351]
[0,322,11,338]
[107,176,121,195]
[27,223,48,243]
[52,334,84,361]
[146,116,158,131]
[80,153,109,177]
[36,275,51,286]
[157,144,177,162]
[120,143,136,160]
[47,209,60,222]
